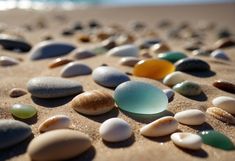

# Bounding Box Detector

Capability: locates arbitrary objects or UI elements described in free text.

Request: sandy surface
[0,3,235,161]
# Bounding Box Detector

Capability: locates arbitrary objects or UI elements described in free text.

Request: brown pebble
[48,58,73,68]
[96,31,110,41]
[150,43,170,54]
[213,80,235,94]
[9,88,27,98]
[207,107,235,124]
[214,38,235,49]
[78,34,91,43]
[140,49,152,58]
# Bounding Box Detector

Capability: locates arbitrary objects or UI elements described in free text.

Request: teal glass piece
[199,130,235,151]
[157,51,187,63]
[114,81,168,115]
[11,104,37,119]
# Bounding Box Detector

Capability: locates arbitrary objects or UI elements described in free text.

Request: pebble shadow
[187,70,216,78]
[186,91,208,102]
[180,148,208,158]
[102,134,135,148]
[31,95,76,107]
[13,113,38,125]
[188,122,214,131]
[69,146,96,161]
[0,134,34,161]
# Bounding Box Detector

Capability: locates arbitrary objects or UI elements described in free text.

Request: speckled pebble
[173,81,202,96]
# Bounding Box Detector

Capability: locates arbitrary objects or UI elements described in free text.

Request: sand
[0,3,235,161]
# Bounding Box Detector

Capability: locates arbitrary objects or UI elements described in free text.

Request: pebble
[150,43,170,54]
[213,80,235,94]
[27,77,83,98]
[90,45,107,55]
[212,96,235,114]
[171,132,202,150]
[72,21,83,30]
[89,20,102,28]
[48,58,73,68]
[157,51,187,63]
[163,71,187,87]
[210,50,230,61]
[61,28,74,36]
[11,103,37,119]
[133,59,175,80]
[27,129,92,161]
[199,130,235,150]
[107,44,139,57]
[214,38,235,49]
[101,38,116,50]
[175,58,210,72]
[72,48,96,59]
[0,119,32,149]
[29,41,76,60]
[9,88,27,98]
[217,28,231,38]
[0,33,31,52]
[138,39,161,49]
[173,81,202,96]
[77,34,91,43]
[192,49,211,57]
[38,115,71,133]
[92,66,130,88]
[174,109,206,125]
[0,56,20,66]
[206,107,235,124]
[163,89,175,102]
[140,49,152,58]
[71,90,115,115]
[99,118,132,142]
[140,116,178,137]
[119,57,141,67]
[114,81,168,115]
[60,62,92,78]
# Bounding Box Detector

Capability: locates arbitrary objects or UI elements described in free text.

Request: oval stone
[150,43,170,54]
[173,81,202,96]
[163,89,175,102]
[210,50,230,61]
[157,51,187,63]
[214,38,235,49]
[213,80,235,94]
[11,104,37,119]
[27,129,92,161]
[9,88,27,98]
[27,77,83,98]
[92,66,130,88]
[119,57,141,67]
[48,58,73,68]
[212,96,235,114]
[138,39,161,49]
[29,41,76,60]
[72,48,96,59]
[60,62,92,78]
[0,119,32,149]
[163,71,187,87]
[175,58,210,72]
[114,81,168,115]
[133,59,175,80]
[0,56,20,66]
[107,44,139,57]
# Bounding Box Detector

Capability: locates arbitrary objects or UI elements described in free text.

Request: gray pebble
[107,44,139,57]
[175,58,210,72]
[60,62,92,77]
[0,56,20,66]
[72,48,95,59]
[211,50,230,61]
[173,81,202,96]
[163,89,175,102]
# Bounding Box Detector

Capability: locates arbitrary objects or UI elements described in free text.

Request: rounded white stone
[60,62,92,77]
[212,96,235,114]
[107,44,139,57]
[163,71,186,87]
[211,50,230,61]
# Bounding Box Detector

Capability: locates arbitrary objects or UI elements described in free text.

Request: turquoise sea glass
[157,51,187,63]
[11,104,37,119]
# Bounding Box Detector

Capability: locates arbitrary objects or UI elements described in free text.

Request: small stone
[11,104,37,119]
[212,96,235,114]
[192,49,211,57]
[214,38,235,49]
[140,49,152,58]
[116,34,135,45]
[119,57,141,67]
[163,71,187,87]
[71,90,115,115]
[99,118,132,142]
[92,66,130,88]
[171,132,202,150]
[0,56,20,66]
[217,28,231,38]
[206,107,235,124]
[60,62,92,78]
[29,41,76,60]
[0,119,32,149]
[88,20,102,28]
[175,58,210,72]
[90,45,107,55]
[101,38,116,50]
[133,59,175,80]
[71,48,96,59]
[210,50,230,61]
[27,77,83,98]
[48,58,73,68]
[173,81,202,96]
[61,28,74,36]
[150,43,170,54]
[199,130,235,150]
[184,43,200,51]
[72,21,83,30]
[27,129,92,161]
[138,39,161,49]
[38,115,71,133]
[140,116,178,137]
[114,81,168,115]
[213,80,235,94]
[174,109,206,125]
[9,88,27,98]
[157,51,187,63]
[107,44,139,57]
[78,34,91,43]
[0,34,31,52]
[163,89,175,102]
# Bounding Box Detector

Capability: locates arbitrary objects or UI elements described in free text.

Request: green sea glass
[199,130,235,151]
[157,51,187,63]
[114,81,168,115]
[11,104,37,119]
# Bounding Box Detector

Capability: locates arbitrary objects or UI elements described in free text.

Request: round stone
[11,104,37,119]
[213,80,235,94]
[210,50,230,61]
[157,51,187,63]
[173,81,202,96]
[107,44,139,57]
[175,58,210,72]
[114,81,168,115]
[133,59,175,80]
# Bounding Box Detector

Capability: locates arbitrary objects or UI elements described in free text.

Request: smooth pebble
[107,44,139,57]
[72,48,96,59]
[119,57,141,67]
[211,50,230,61]
[175,58,210,72]
[206,107,235,124]
[173,81,202,96]
[163,71,187,87]
[60,62,92,77]
[11,103,37,119]
[48,58,73,68]
[0,56,20,66]
[163,89,175,102]
[150,43,170,54]
[157,51,187,63]
[213,80,235,94]
[212,96,235,114]
[9,88,27,97]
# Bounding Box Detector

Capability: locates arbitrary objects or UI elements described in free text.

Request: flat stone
[0,56,20,66]
[157,51,187,63]
[107,44,139,57]
[213,80,235,94]
[119,57,141,67]
[211,50,230,61]
[11,104,37,119]
[212,96,235,114]
[72,48,96,59]
[163,71,187,87]
[173,81,202,96]
[175,58,210,72]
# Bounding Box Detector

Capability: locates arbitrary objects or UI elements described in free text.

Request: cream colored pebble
[212,96,235,114]
[206,107,235,124]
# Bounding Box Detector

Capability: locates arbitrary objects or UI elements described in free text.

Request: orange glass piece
[133,59,175,80]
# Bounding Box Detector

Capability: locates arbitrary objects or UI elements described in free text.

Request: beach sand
[0,3,235,161]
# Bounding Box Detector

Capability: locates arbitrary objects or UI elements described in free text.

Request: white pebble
[212,96,235,114]
[119,57,140,67]
[163,71,186,87]
[174,109,205,125]
[211,50,230,61]
[107,44,139,57]
[0,56,20,66]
